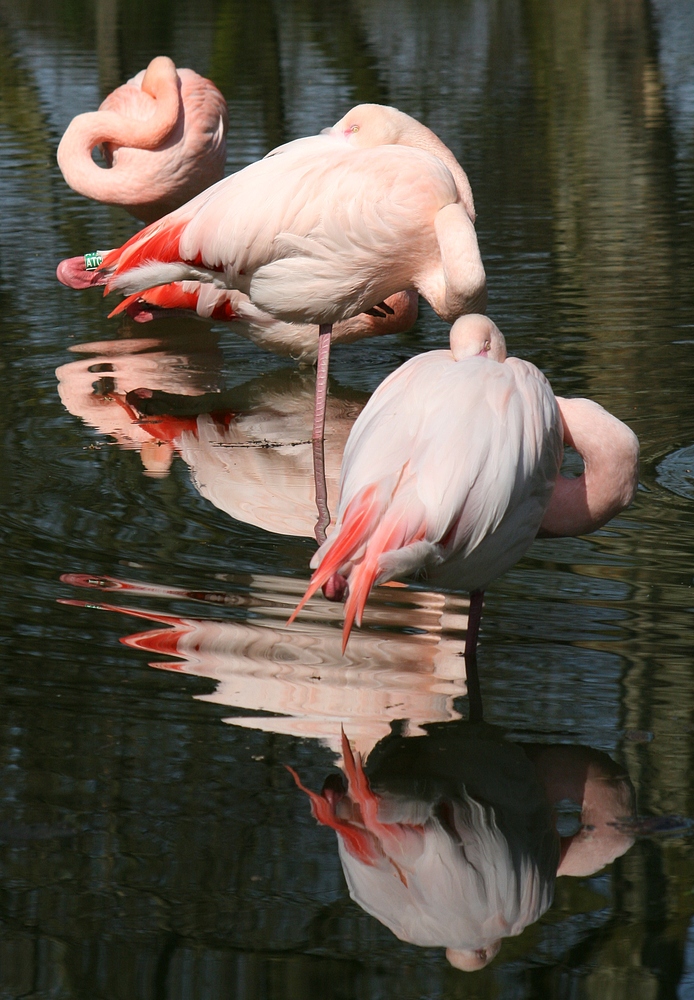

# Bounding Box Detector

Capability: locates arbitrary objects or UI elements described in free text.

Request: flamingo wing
[102,144,457,324]
[338,353,560,558]
[293,352,562,638]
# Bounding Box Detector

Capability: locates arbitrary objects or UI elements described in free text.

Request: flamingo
[104,283,419,361]
[60,104,486,541]
[55,258,419,362]
[57,56,228,224]
[289,314,640,655]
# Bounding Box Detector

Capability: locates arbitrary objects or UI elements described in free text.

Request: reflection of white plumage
[56,336,359,526]
[289,727,637,970]
[289,726,558,971]
[292,315,564,643]
[59,572,470,757]
[54,333,225,475]
[175,389,356,537]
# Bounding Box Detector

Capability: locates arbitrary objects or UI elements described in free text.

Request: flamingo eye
[350,124,359,133]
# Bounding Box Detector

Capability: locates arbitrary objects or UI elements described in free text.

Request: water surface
[1,1,694,998]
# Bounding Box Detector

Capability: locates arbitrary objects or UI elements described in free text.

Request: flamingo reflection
[59,571,472,756]
[289,720,637,971]
[55,330,225,476]
[56,340,362,533]
[57,575,654,970]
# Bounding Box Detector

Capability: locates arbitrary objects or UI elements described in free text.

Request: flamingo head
[327,104,415,148]
[446,942,502,971]
[449,315,507,363]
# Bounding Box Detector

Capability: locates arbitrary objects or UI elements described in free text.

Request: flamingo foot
[322,573,348,602]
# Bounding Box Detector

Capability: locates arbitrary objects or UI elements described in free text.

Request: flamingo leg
[312,323,332,545]
[464,589,484,722]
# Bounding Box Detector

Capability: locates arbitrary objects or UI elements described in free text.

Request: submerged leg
[312,323,332,546]
[464,589,484,722]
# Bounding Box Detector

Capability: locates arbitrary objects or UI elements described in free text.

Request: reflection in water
[56,335,363,531]
[55,330,226,473]
[290,721,637,970]
[59,571,470,756]
[655,444,694,501]
[4,0,694,993]
[651,0,694,157]
[524,743,637,877]
[168,377,361,537]
[56,568,692,979]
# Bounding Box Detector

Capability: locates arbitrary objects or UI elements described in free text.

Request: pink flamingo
[54,261,418,362]
[289,314,640,654]
[57,56,228,224]
[66,103,486,540]
[104,282,419,361]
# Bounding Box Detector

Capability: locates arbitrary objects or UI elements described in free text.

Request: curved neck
[56,112,166,206]
[400,121,476,222]
[539,397,639,537]
[136,56,182,145]
[57,58,181,199]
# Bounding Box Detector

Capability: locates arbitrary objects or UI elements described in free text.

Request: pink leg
[312,323,332,545]
[464,589,484,722]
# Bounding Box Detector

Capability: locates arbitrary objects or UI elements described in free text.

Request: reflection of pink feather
[288,727,557,969]
[287,731,422,885]
[286,763,385,871]
[57,572,470,757]
[57,56,228,223]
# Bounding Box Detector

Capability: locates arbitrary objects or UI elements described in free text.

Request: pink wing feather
[98,141,458,325]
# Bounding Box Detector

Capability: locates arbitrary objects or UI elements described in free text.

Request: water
[1,0,694,997]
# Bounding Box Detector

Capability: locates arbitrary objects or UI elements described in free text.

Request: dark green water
[2,1,694,997]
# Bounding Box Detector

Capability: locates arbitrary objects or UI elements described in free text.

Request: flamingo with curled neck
[289,314,640,656]
[57,56,228,224]
[66,103,486,542]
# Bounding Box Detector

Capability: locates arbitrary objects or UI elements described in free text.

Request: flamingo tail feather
[287,485,379,626]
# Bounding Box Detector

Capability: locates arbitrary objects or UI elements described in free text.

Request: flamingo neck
[135,56,182,145]
[399,123,476,223]
[539,397,639,538]
[56,58,181,209]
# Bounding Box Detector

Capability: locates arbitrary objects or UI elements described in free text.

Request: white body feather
[318,349,563,592]
[107,126,486,324]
